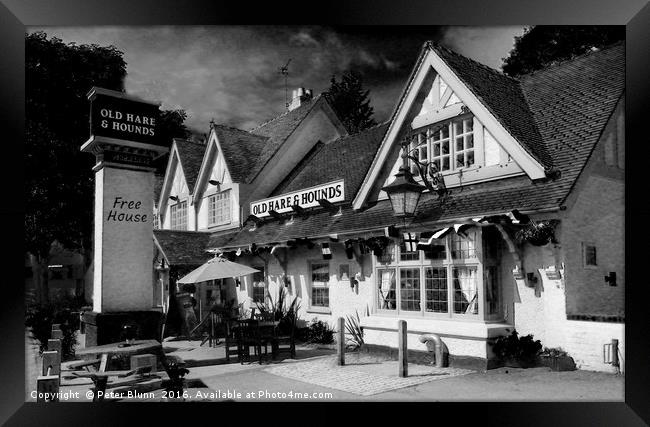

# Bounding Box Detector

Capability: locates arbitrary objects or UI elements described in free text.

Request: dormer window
[410,115,475,174]
[208,190,231,226]
[170,201,187,230]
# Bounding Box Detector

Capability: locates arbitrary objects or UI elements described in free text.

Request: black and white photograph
[5,1,648,422]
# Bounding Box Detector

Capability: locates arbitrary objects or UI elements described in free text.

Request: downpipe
[419,334,448,368]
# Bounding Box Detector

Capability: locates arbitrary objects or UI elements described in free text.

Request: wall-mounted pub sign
[87,87,162,146]
[250,179,345,217]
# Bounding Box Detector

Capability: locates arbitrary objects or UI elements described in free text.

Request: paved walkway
[264,356,473,396]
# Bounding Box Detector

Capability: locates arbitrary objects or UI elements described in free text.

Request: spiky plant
[345,310,365,350]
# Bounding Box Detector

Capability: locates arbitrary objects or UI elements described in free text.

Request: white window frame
[309,260,331,310]
[251,267,266,304]
[410,114,477,175]
[208,190,231,227]
[375,228,497,321]
[170,200,187,231]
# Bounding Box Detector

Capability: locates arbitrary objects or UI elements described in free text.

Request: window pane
[466,151,474,167]
[425,267,448,313]
[400,268,421,311]
[377,268,396,310]
[441,125,449,139]
[441,140,449,154]
[456,137,464,152]
[442,156,450,170]
[312,262,330,284]
[451,231,476,259]
[312,288,329,307]
[465,118,473,132]
[466,134,474,149]
[453,266,478,315]
[399,240,420,261]
[456,154,464,168]
[423,241,446,259]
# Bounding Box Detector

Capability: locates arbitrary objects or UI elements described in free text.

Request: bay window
[375,227,502,321]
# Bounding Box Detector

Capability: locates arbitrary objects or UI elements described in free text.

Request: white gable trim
[192,129,233,205]
[158,142,185,218]
[353,46,546,210]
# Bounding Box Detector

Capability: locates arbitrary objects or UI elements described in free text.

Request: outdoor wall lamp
[382,147,425,218]
[208,180,221,186]
[169,195,179,202]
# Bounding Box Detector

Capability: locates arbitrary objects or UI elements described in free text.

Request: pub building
[148,41,624,371]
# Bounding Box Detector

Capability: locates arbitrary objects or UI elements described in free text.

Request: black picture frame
[5,0,649,425]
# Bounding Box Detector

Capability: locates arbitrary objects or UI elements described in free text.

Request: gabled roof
[247,95,327,182]
[153,229,212,266]
[430,43,551,169]
[211,124,269,184]
[174,139,208,193]
[520,42,625,204]
[271,122,390,202]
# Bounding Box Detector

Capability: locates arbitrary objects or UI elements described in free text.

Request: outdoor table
[75,339,163,372]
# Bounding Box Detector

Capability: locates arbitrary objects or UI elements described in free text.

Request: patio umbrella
[177,257,260,284]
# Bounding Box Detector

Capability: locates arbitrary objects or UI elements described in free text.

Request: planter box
[539,355,576,371]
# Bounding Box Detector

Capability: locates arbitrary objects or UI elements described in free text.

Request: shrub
[255,286,301,335]
[345,311,364,350]
[491,330,542,366]
[300,320,334,344]
[25,294,84,360]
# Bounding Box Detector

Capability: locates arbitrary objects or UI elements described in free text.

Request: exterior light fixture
[169,195,179,202]
[209,180,221,186]
[381,147,425,218]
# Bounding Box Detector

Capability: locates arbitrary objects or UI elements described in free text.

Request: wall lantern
[381,148,425,218]
[169,195,179,202]
[208,180,221,186]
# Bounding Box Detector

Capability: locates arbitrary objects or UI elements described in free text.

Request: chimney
[288,87,313,111]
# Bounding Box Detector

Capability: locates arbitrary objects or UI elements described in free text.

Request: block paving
[264,356,473,396]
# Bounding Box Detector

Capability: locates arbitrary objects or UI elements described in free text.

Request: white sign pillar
[81,87,168,345]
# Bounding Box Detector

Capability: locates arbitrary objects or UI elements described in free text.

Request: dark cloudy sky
[29,26,525,133]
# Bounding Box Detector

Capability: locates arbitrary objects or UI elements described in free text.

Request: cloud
[441,26,526,70]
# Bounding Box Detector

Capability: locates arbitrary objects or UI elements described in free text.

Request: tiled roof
[174,139,207,193]
[204,43,624,250]
[271,122,389,201]
[212,124,269,184]
[153,230,212,265]
[247,96,323,181]
[520,42,625,205]
[430,43,552,169]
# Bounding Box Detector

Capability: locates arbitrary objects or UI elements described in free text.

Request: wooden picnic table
[75,339,163,372]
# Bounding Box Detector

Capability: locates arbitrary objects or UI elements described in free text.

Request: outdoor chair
[272,315,296,360]
[238,319,274,364]
[224,319,241,363]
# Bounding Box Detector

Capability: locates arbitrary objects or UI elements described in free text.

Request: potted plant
[515,220,559,246]
[539,347,576,371]
[491,330,542,368]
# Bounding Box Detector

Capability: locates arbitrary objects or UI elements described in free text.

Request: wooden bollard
[36,374,60,402]
[337,317,345,366]
[48,339,62,358]
[51,329,64,340]
[42,351,61,376]
[398,320,407,377]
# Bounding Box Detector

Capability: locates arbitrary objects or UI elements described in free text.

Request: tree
[501,26,625,77]
[324,71,376,134]
[26,31,188,304]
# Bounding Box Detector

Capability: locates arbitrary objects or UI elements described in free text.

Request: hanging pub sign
[250,179,345,218]
[87,87,162,147]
